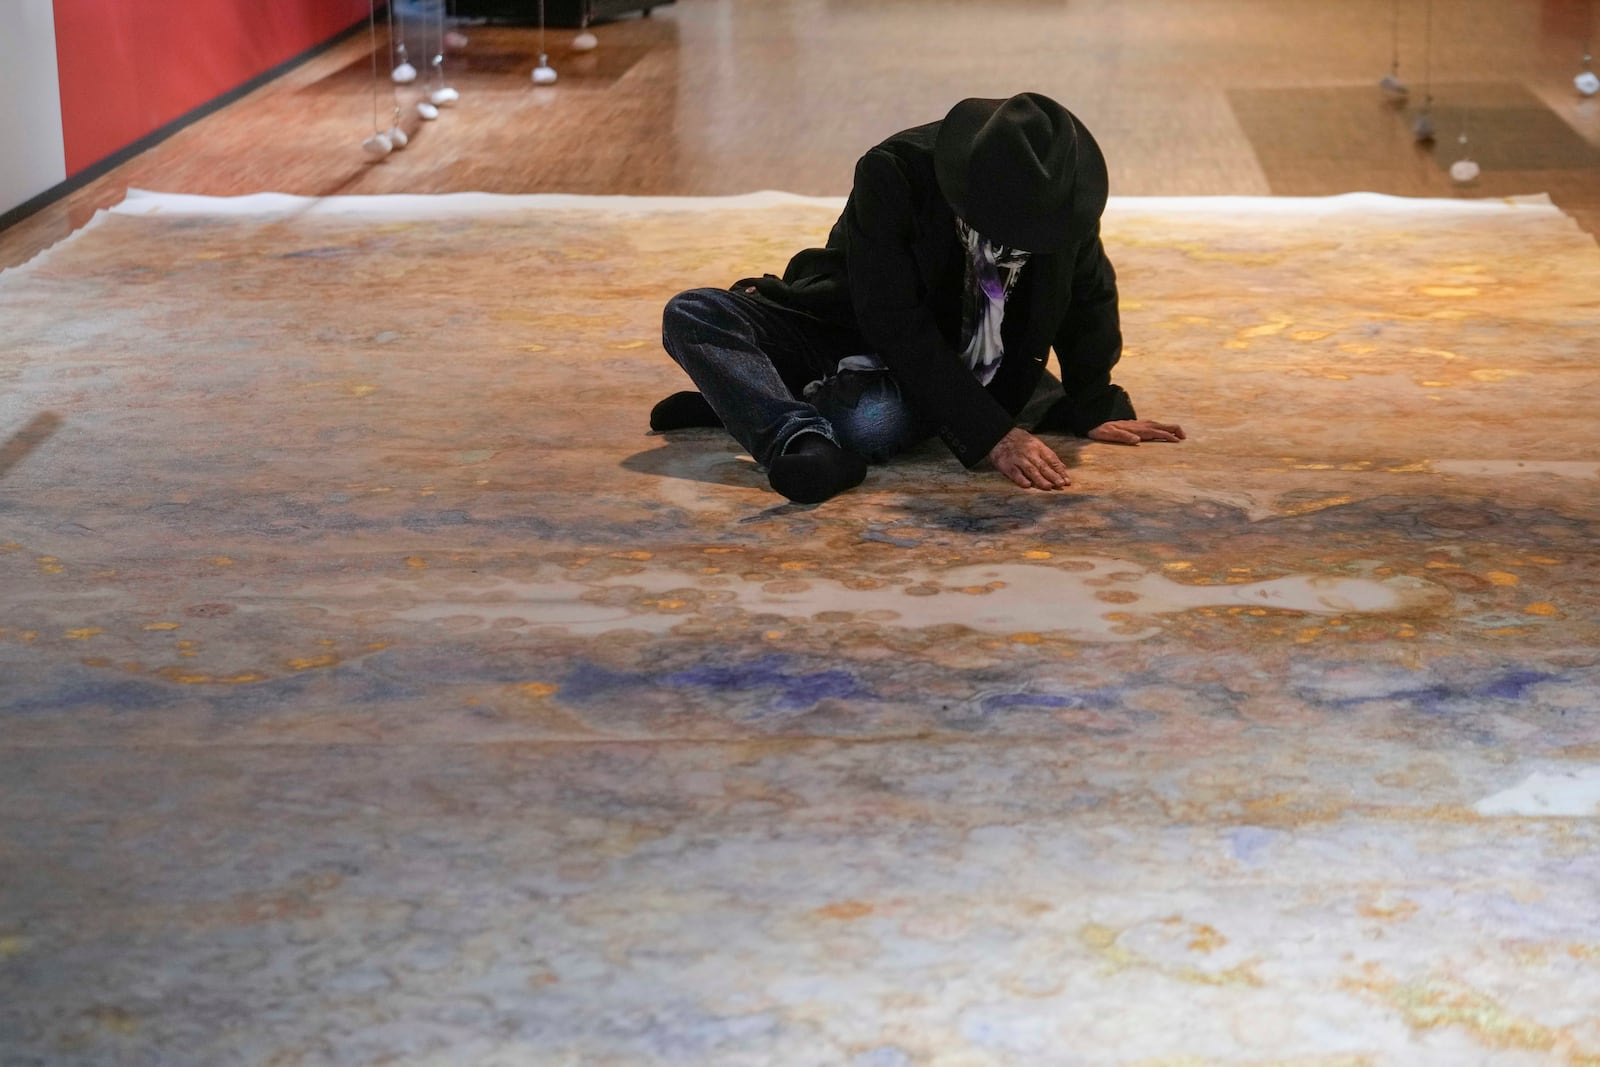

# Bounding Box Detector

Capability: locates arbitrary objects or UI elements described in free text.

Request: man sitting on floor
[650,91,1184,504]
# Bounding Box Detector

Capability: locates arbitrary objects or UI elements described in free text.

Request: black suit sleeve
[844,149,1015,468]
[1041,229,1137,436]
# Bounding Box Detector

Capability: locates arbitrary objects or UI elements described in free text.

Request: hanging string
[1421,0,1433,111]
[1584,0,1597,79]
[391,0,417,83]
[573,0,598,52]
[532,0,557,83]
[431,0,446,94]
[368,2,381,133]
[1411,0,1436,140]
[433,0,444,92]
[1450,79,1480,180]
[1379,0,1409,98]
[1390,0,1403,77]
[360,2,392,156]
[387,1,403,124]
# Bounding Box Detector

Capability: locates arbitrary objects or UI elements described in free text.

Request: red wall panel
[53,0,369,175]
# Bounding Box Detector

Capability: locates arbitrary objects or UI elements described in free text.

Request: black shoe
[650,391,724,431]
[767,432,867,504]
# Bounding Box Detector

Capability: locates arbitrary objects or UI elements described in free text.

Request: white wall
[0,0,67,218]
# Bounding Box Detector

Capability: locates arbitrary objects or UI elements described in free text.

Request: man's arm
[1040,228,1139,436]
[843,149,1014,469]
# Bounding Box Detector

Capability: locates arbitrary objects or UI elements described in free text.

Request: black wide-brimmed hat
[934,92,1108,253]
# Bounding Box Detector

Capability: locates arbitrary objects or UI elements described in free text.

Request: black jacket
[744,121,1136,468]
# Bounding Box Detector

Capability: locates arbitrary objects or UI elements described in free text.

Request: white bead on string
[1379,0,1408,100]
[430,50,459,105]
[1449,128,1479,183]
[428,1,461,107]
[444,0,469,49]
[1413,0,1436,142]
[1580,1,1599,95]
[573,8,598,53]
[361,3,392,159]
[393,42,417,84]
[532,0,558,84]
[387,109,409,149]
[381,6,410,149]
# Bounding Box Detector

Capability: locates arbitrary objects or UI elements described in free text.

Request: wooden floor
[4,0,1599,271]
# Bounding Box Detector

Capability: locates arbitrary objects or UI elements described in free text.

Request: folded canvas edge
[106,188,1565,221]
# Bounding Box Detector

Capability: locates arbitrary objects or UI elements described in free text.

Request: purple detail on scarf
[979,268,1007,302]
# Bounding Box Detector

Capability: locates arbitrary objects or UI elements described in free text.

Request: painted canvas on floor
[1,190,1597,1064]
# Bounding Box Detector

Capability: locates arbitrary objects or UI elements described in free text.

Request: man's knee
[804,365,924,463]
[662,287,734,339]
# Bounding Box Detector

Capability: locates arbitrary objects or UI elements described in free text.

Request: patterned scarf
[956,218,1031,386]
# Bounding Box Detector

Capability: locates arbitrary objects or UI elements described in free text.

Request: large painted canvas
[1,190,1598,1064]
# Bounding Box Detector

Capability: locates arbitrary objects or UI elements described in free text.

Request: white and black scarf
[956,218,1031,386]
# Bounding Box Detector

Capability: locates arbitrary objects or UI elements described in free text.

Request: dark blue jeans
[660,287,928,467]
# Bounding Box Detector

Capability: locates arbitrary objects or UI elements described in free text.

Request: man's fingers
[1019,461,1052,490]
[1029,450,1072,489]
[995,434,1073,490]
[1005,458,1067,491]
[1089,420,1187,445]
[1091,426,1140,445]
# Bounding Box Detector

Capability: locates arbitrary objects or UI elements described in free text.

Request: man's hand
[988,427,1072,490]
[1087,419,1186,445]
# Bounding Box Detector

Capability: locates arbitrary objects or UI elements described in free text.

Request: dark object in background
[450,0,674,27]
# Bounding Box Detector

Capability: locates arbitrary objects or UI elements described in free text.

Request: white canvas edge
[106,188,1563,220]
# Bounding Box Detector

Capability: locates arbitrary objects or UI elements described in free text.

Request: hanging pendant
[1380,0,1407,100]
[362,2,393,160]
[1449,117,1477,183]
[533,0,557,84]
[1450,135,1478,182]
[430,52,459,105]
